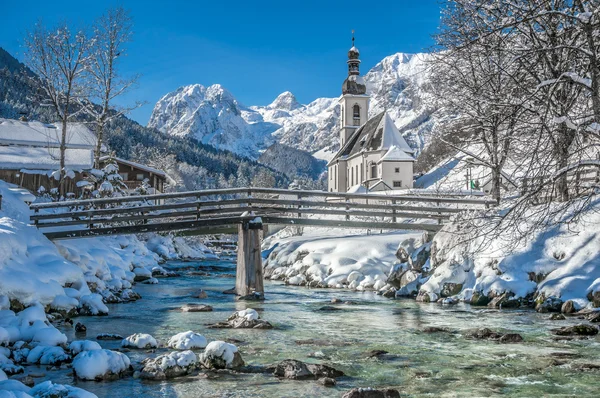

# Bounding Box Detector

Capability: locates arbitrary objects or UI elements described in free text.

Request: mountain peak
[268,91,301,111]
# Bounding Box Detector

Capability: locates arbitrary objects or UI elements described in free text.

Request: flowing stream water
[36,257,600,397]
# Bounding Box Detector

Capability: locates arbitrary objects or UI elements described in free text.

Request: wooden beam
[259,216,443,232]
[235,220,264,298]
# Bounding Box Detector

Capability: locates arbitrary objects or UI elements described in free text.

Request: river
[41,257,599,397]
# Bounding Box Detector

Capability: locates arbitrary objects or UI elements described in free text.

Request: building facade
[327,39,415,193]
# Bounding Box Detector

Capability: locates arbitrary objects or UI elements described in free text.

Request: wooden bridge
[29,187,495,299]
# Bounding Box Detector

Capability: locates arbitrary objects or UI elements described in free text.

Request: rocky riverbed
[2,258,600,397]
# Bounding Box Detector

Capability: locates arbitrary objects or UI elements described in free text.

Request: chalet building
[0,118,96,195]
[99,156,169,194]
[0,117,169,196]
[327,38,415,193]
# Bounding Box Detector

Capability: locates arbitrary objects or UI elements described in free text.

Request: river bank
[3,258,600,397]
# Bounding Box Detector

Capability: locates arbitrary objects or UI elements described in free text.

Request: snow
[0,118,96,149]
[263,232,422,290]
[155,350,197,369]
[121,333,158,349]
[29,381,97,398]
[79,294,108,316]
[69,340,102,355]
[0,380,31,397]
[378,145,415,162]
[98,156,167,178]
[31,327,67,346]
[200,341,238,367]
[167,331,207,350]
[234,309,259,321]
[0,146,94,171]
[26,346,70,365]
[72,349,131,380]
[149,52,436,158]
[423,196,600,306]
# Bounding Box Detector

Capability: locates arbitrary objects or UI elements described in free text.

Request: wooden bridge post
[235,218,264,300]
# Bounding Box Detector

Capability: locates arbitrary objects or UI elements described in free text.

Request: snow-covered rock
[199,341,243,369]
[31,327,67,346]
[72,349,131,380]
[26,346,70,365]
[167,331,207,350]
[121,333,158,349]
[69,340,102,355]
[233,309,259,321]
[139,350,197,379]
[29,381,98,398]
[0,379,31,397]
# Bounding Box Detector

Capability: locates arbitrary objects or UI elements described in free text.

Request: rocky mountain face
[148,52,441,161]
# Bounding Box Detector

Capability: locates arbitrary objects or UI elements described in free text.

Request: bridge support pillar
[235,219,264,300]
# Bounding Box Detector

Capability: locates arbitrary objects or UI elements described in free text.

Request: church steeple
[339,31,369,148]
[342,31,367,95]
[347,31,360,76]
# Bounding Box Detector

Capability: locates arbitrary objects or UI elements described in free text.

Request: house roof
[0,146,94,171]
[99,156,167,179]
[329,112,414,165]
[377,145,415,163]
[0,118,97,149]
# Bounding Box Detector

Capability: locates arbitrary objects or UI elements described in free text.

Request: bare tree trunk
[491,167,502,204]
[60,119,68,197]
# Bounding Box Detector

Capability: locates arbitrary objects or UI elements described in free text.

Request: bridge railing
[29,187,497,239]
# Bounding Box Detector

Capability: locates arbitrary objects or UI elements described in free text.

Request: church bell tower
[339,31,369,147]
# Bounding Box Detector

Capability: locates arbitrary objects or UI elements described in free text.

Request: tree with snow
[85,7,142,169]
[24,22,91,196]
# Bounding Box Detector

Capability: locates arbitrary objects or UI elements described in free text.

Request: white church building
[327,39,415,193]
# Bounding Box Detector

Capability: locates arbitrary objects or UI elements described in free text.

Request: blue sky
[1,0,441,124]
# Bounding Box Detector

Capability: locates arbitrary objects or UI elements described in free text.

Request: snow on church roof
[377,145,415,163]
[0,118,96,149]
[329,112,414,164]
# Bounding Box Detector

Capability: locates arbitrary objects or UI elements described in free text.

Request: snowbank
[167,331,207,350]
[0,182,89,306]
[146,235,216,260]
[263,232,421,290]
[421,197,600,308]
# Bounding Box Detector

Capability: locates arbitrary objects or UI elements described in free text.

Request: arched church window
[353,104,360,126]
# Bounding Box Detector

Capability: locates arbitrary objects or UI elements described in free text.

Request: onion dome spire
[342,30,366,95]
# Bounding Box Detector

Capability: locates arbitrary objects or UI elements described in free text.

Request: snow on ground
[422,196,600,308]
[0,180,217,314]
[167,331,207,350]
[263,231,422,290]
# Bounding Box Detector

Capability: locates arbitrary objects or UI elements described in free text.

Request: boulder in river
[272,359,344,380]
[586,312,600,323]
[139,351,198,380]
[342,387,401,398]
[561,300,576,314]
[535,296,563,313]
[318,377,336,387]
[180,304,213,312]
[208,309,273,329]
[464,328,523,343]
[549,313,566,321]
[199,341,244,369]
[552,324,599,336]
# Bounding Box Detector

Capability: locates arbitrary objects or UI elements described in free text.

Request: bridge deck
[30,187,496,239]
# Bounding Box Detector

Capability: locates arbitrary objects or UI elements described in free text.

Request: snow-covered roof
[0,118,96,149]
[329,112,414,164]
[377,145,415,163]
[99,156,167,179]
[0,146,94,171]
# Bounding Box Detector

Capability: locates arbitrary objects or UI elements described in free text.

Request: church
[327,39,415,193]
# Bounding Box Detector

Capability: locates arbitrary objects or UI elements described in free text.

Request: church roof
[377,145,415,163]
[329,112,414,164]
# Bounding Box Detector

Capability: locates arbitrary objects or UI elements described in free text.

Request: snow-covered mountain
[148,52,439,160]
